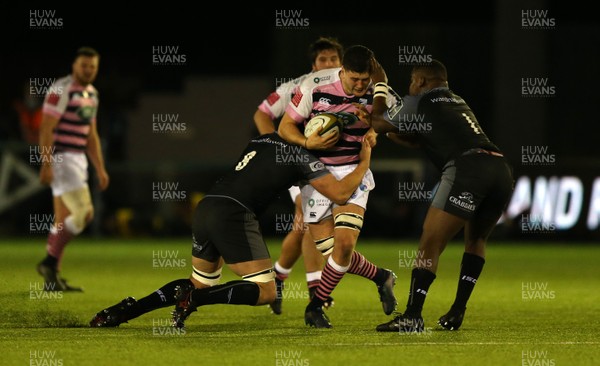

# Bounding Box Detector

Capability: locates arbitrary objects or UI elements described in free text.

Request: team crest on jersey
[291,90,303,107]
[77,106,96,121]
[266,92,280,106]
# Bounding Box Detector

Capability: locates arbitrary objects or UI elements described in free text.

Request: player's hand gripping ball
[304,112,357,138]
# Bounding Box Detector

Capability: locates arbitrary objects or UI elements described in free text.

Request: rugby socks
[308,256,348,309]
[347,251,388,285]
[404,268,437,318]
[306,271,322,294]
[274,262,292,281]
[44,225,74,270]
[191,281,260,306]
[130,279,194,318]
[450,253,485,311]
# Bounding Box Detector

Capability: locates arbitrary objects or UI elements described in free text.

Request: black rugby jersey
[385,87,500,170]
[207,133,329,214]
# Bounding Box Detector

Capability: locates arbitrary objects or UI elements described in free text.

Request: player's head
[409,59,448,95]
[309,37,343,72]
[72,47,99,86]
[340,45,374,97]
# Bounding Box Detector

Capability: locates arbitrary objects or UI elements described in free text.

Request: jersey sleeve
[257,75,304,120]
[298,148,330,182]
[383,94,421,129]
[284,76,316,124]
[42,78,69,119]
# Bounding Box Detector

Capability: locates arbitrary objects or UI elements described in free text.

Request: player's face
[341,69,371,97]
[72,56,99,86]
[312,49,341,71]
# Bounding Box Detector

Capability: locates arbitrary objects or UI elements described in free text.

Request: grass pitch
[1,238,599,365]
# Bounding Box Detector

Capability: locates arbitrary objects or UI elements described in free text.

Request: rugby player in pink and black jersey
[279,45,398,328]
[37,47,109,292]
[254,37,343,315]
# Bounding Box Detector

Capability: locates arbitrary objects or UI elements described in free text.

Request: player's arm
[309,139,371,205]
[253,109,276,134]
[38,113,60,185]
[279,112,338,150]
[86,119,109,191]
[278,78,338,150]
[368,58,398,134]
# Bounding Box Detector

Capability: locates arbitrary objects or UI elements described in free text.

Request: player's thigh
[191,256,223,273]
[421,206,466,246]
[51,152,88,197]
[197,197,270,265]
[308,217,334,240]
[465,158,514,245]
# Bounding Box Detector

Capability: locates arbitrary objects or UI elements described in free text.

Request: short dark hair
[75,47,99,60]
[342,45,373,74]
[412,59,447,82]
[308,37,343,63]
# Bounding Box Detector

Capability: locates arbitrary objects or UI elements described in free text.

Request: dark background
[1,3,598,240]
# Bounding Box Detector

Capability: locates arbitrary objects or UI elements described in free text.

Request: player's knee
[242,268,276,305]
[63,203,93,235]
[315,235,334,256]
[257,281,276,305]
[191,267,222,287]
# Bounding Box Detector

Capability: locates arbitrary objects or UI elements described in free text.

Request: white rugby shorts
[50,152,89,196]
[301,164,375,223]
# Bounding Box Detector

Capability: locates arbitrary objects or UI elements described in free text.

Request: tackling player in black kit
[90,131,371,329]
[364,59,513,332]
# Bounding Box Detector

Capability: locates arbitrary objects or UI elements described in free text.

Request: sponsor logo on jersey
[313,75,330,84]
[318,97,331,106]
[309,161,325,172]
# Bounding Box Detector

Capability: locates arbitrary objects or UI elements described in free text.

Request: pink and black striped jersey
[285,67,373,166]
[42,75,98,153]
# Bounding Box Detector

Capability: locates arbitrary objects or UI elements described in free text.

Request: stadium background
[1,3,599,241]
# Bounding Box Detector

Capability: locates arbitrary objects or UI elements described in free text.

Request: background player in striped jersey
[254,37,343,314]
[367,58,514,332]
[279,45,397,328]
[37,47,109,291]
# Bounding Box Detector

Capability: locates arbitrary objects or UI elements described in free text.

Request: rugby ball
[304,113,341,138]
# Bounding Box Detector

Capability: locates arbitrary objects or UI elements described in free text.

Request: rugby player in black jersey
[364,59,514,332]
[89,132,371,329]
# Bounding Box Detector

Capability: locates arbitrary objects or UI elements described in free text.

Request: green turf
[1,238,599,366]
